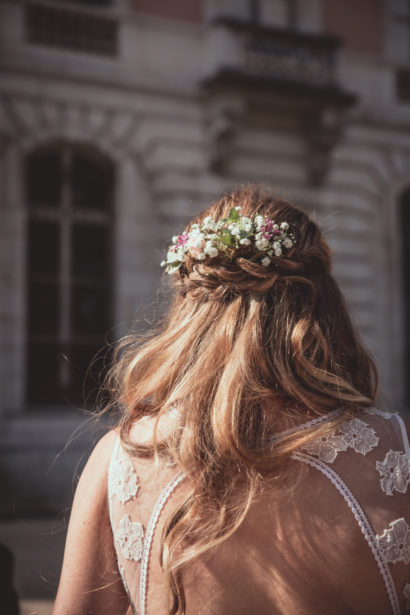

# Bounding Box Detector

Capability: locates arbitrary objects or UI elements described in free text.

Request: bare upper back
[107,409,410,615]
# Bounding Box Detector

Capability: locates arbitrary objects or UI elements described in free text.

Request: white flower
[273,242,282,256]
[115,515,144,562]
[273,223,279,230]
[239,238,251,246]
[160,260,166,267]
[376,518,410,564]
[376,450,410,495]
[167,251,181,263]
[172,235,178,244]
[302,432,349,463]
[235,206,241,211]
[228,224,240,237]
[187,232,205,249]
[108,445,139,504]
[197,253,206,260]
[261,256,271,266]
[280,222,289,230]
[206,246,219,258]
[283,238,293,248]
[255,215,265,230]
[239,217,253,232]
[255,238,269,250]
[203,217,218,231]
[338,418,379,455]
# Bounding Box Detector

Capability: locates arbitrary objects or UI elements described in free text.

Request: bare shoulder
[76,428,119,497]
[84,428,119,472]
[128,410,181,445]
[53,427,129,615]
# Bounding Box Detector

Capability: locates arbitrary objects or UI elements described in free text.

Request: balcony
[203,18,355,108]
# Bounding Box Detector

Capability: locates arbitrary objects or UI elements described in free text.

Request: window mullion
[58,147,72,390]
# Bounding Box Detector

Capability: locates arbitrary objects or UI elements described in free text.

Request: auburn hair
[102,185,378,613]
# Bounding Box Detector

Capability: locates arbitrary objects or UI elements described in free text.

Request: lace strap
[139,472,186,615]
[107,435,121,527]
[394,414,410,458]
[291,451,401,615]
[267,408,344,443]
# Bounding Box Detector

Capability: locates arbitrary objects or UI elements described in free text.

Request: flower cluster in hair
[161,207,296,274]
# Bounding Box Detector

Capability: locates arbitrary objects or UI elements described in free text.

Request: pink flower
[176,233,189,247]
[187,232,206,258]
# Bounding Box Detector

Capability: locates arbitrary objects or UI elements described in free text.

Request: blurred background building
[0,0,410,609]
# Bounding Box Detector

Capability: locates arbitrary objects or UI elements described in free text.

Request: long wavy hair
[103,186,378,613]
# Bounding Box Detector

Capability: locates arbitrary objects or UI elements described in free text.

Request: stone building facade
[0,0,409,526]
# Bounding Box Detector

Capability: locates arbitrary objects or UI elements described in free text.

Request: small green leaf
[167,262,182,273]
[219,231,232,246]
[239,230,249,239]
[228,208,239,221]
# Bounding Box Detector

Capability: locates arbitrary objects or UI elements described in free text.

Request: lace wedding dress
[107,409,410,615]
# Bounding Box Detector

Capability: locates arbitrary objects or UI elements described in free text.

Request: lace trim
[376,518,410,565]
[118,563,130,598]
[376,450,410,496]
[139,472,186,615]
[115,514,145,562]
[292,451,401,615]
[267,408,344,443]
[403,582,410,613]
[394,414,410,459]
[301,418,379,463]
[108,441,139,504]
[364,408,397,420]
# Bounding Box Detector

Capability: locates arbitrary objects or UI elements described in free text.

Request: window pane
[66,342,110,407]
[71,283,111,335]
[28,281,60,335]
[26,149,62,208]
[27,342,60,404]
[28,220,60,275]
[25,145,114,409]
[71,223,110,277]
[70,152,114,211]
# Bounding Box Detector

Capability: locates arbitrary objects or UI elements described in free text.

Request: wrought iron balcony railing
[203,18,355,106]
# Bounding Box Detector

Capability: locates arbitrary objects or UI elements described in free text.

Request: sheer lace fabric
[107,410,410,614]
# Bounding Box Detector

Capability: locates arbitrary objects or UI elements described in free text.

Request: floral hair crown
[161,206,296,275]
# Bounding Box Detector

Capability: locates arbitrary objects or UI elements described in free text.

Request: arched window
[25,143,115,408]
[400,188,410,405]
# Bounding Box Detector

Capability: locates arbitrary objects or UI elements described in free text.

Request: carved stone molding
[0,91,142,162]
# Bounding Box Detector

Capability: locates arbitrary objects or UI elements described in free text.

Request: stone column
[114,154,160,338]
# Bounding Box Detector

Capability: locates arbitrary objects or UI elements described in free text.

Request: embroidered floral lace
[107,409,410,614]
